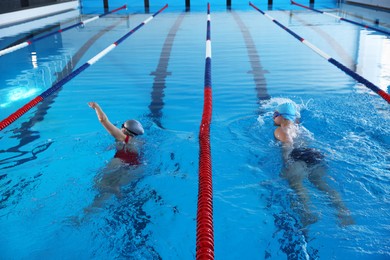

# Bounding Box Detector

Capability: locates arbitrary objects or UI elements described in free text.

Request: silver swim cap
[122,120,144,137]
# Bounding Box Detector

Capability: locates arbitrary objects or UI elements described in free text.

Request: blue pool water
[1,2,390,259]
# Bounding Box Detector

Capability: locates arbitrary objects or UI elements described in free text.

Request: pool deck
[0,1,79,28]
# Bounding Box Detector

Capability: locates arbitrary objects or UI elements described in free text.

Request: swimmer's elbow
[98,116,107,123]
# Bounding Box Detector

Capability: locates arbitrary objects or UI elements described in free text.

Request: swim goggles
[121,124,138,137]
[273,111,281,119]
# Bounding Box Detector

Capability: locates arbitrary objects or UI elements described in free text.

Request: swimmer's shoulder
[274,127,290,143]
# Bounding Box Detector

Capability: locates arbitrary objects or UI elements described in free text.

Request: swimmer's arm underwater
[88,102,126,142]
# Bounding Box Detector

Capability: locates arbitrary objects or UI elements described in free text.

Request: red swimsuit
[114,135,140,165]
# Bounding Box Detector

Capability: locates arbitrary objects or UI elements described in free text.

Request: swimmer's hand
[88,102,98,109]
[88,102,107,122]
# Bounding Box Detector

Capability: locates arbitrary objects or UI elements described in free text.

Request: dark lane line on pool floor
[231,10,271,106]
[232,10,318,259]
[148,12,187,128]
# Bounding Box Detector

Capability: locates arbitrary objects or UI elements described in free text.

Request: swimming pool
[1,1,389,259]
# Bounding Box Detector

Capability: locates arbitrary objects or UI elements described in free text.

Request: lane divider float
[0,4,168,131]
[291,1,390,36]
[249,2,390,104]
[0,4,127,57]
[196,3,214,260]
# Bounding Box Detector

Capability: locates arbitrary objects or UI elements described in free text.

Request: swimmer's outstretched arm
[88,102,126,141]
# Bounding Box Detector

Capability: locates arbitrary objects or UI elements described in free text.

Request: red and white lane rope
[0,5,127,57]
[196,3,214,260]
[249,2,390,104]
[0,4,168,131]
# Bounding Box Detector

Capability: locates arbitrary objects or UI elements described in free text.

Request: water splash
[0,87,41,108]
[257,97,308,126]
